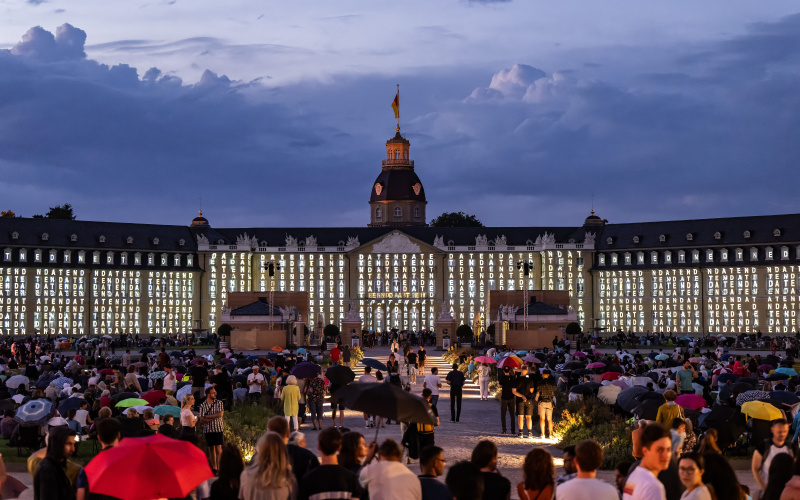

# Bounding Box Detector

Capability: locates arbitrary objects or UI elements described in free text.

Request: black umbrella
[581,382,602,392]
[139,347,155,354]
[335,382,435,425]
[231,375,247,387]
[701,406,746,449]
[768,391,800,406]
[573,369,593,376]
[633,399,662,420]
[169,351,183,357]
[58,397,83,415]
[326,365,356,386]
[604,364,624,373]
[569,385,594,396]
[766,373,789,381]
[731,382,756,394]
[292,362,322,379]
[765,355,781,367]
[643,372,660,382]
[111,391,139,402]
[638,391,666,405]
[361,358,388,372]
[717,373,739,384]
[617,386,649,412]
[235,359,251,368]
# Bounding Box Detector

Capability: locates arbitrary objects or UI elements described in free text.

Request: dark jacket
[33,426,76,500]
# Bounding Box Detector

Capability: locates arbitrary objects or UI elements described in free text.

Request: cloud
[10,23,86,61]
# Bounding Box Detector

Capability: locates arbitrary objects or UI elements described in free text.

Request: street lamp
[264,261,281,330]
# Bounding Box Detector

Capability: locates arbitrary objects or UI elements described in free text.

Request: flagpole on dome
[392,84,400,133]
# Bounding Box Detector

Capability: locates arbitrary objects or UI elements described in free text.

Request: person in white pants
[478,363,491,400]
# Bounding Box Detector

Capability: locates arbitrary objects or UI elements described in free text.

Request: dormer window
[651,251,658,264]
[121,252,128,265]
[766,247,774,260]
[678,250,685,263]
[692,250,700,262]
[148,253,155,266]
[624,252,631,265]
[174,254,181,266]
[774,229,782,237]
[2,248,10,262]
[11,232,18,240]
[77,251,85,264]
[750,248,759,261]
[598,254,606,266]
[664,251,672,264]
[134,253,142,265]
[781,246,789,260]
[744,230,751,239]
[70,234,78,242]
[706,249,714,262]
[19,249,26,262]
[735,248,743,261]
[659,234,666,243]
[637,252,645,264]
[179,239,185,247]
[160,253,168,266]
[414,206,420,219]
[606,237,614,245]
[98,235,106,243]
[686,233,693,241]
[393,207,402,218]
[720,248,728,262]
[126,236,134,244]
[632,236,640,244]
[153,237,160,245]
[187,255,193,267]
[611,253,618,265]
[714,232,721,240]
[217,239,225,245]
[41,233,49,241]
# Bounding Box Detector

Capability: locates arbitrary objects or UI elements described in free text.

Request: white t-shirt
[359,460,422,500]
[163,373,177,393]
[622,466,666,500]
[180,408,195,427]
[359,374,377,383]
[247,372,265,393]
[680,486,712,500]
[557,477,619,500]
[74,409,90,427]
[423,374,442,396]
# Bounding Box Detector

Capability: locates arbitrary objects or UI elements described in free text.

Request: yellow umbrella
[741,400,783,421]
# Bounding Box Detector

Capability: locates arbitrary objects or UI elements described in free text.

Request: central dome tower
[368,130,427,227]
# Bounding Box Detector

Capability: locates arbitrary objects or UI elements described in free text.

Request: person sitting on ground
[289,431,306,448]
[517,448,554,500]
[143,408,160,431]
[359,439,422,500]
[0,409,17,439]
[556,439,619,500]
[119,407,146,438]
[472,440,510,500]
[419,445,450,500]
[298,427,362,500]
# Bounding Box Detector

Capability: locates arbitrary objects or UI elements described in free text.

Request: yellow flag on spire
[391,87,399,120]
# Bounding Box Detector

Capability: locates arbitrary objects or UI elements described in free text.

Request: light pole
[264,261,281,330]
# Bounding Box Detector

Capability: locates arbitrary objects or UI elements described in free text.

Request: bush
[555,397,632,470]
[217,323,232,338]
[223,404,276,462]
[323,324,340,340]
[565,322,581,337]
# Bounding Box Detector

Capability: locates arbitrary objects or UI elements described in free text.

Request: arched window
[375,207,382,220]
[394,207,402,217]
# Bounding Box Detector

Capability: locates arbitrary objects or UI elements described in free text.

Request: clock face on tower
[375,183,383,196]
[412,183,421,196]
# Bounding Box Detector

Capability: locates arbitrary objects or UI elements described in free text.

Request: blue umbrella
[246,355,260,360]
[153,405,181,418]
[361,358,388,371]
[53,377,74,388]
[769,391,800,405]
[766,373,790,381]
[15,399,55,426]
[680,336,692,341]
[296,348,307,355]
[775,367,798,377]
[291,362,322,379]
[58,397,83,415]
[516,350,528,356]
[170,351,183,357]
[720,353,732,361]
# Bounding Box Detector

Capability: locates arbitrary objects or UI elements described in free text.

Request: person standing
[359,367,378,428]
[497,366,516,435]
[305,374,326,430]
[33,426,76,500]
[239,432,296,500]
[417,388,439,452]
[163,366,177,396]
[535,369,556,439]
[423,367,443,409]
[359,439,422,500]
[407,348,418,385]
[342,345,352,368]
[299,427,362,500]
[198,386,225,475]
[445,363,465,422]
[76,417,121,500]
[471,440,510,500]
[419,445,450,500]
[330,344,341,366]
[676,452,713,500]
[675,361,698,395]
[556,440,619,500]
[556,446,577,486]
[246,366,265,404]
[418,346,427,376]
[622,423,672,500]
[478,363,491,400]
[752,418,797,492]
[281,375,302,432]
[180,394,197,435]
[512,366,535,439]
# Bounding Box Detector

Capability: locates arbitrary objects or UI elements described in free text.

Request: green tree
[0,210,16,218]
[323,323,340,340]
[565,322,582,338]
[217,323,233,339]
[46,204,76,220]
[430,211,483,227]
[456,324,473,341]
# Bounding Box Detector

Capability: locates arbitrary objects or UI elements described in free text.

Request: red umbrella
[85,434,213,500]
[497,356,522,369]
[601,372,621,381]
[98,368,113,376]
[474,356,497,364]
[675,394,707,410]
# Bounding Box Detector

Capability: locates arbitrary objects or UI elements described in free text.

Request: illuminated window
[766,247,774,260]
[692,250,699,263]
[664,251,672,264]
[63,250,71,264]
[598,254,605,266]
[49,250,57,263]
[719,249,728,262]
[148,253,155,265]
[706,249,713,262]
[135,253,142,265]
[375,208,382,221]
[650,251,658,264]
[677,251,685,263]
[637,252,644,264]
[624,253,631,265]
[611,253,618,265]
[414,206,420,219]
[781,246,789,260]
[107,252,114,264]
[393,207,402,218]
[78,251,85,264]
[120,252,128,265]
[174,254,181,266]
[160,253,168,266]
[19,249,26,262]
[735,248,743,261]
[750,248,758,261]
[92,251,100,264]
[187,255,193,267]
[2,248,10,262]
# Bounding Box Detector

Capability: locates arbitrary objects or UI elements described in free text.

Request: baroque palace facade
[2,128,800,338]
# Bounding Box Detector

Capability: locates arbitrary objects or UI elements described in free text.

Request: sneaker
[518,431,523,438]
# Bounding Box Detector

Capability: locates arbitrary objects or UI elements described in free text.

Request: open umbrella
[361,358,389,372]
[111,392,141,402]
[766,373,789,381]
[775,367,798,377]
[474,356,497,364]
[581,382,602,392]
[586,362,605,369]
[767,391,800,406]
[717,373,739,384]
[702,406,746,448]
[296,348,307,355]
[497,356,522,370]
[139,347,155,354]
[689,357,702,363]
[741,400,784,421]
[335,382,435,425]
[154,405,181,418]
[522,355,542,364]
[169,351,183,357]
[573,352,587,358]
[601,372,621,381]
[6,375,29,389]
[58,398,84,416]
[149,371,167,380]
[84,434,213,500]
[633,399,662,420]
[758,364,775,372]
[617,386,649,413]
[563,362,585,370]
[116,398,150,408]
[292,362,322,379]
[736,390,771,406]
[270,346,283,352]
[39,355,51,362]
[638,392,666,405]
[175,385,193,402]
[15,399,55,426]
[98,368,114,377]
[655,354,670,361]
[765,355,781,367]
[325,365,356,386]
[720,353,732,361]
[52,377,74,388]
[570,385,594,396]
[597,384,622,404]
[676,394,707,410]
[106,355,122,363]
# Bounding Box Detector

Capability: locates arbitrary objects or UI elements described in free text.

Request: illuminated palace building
[3,127,800,338]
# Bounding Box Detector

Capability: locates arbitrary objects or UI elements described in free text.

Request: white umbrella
[101,335,113,340]
[6,375,29,389]
[176,385,193,402]
[598,384,622,405]
[40,355,51,361]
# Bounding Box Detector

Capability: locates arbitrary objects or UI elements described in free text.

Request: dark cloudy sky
[1,1,799,228]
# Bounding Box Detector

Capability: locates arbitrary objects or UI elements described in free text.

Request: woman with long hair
[678,452,715,500]
[697,429,722,455]
[517,448,554,500]
[339,431,368,474]
[209,443,244,500]
[239,431,296,500]
[180,394,197,434]
[761,453,794,500]
[701,452,747,500]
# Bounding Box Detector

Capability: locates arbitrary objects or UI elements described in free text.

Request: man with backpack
[535,369,557,439]
[752,418,797,492]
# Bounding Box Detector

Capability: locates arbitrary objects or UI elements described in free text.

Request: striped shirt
[198,399,224,434]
